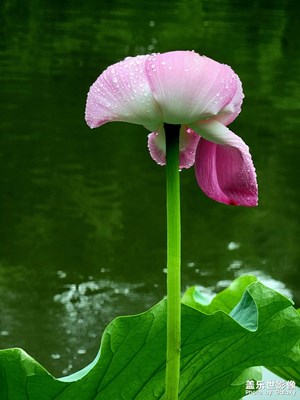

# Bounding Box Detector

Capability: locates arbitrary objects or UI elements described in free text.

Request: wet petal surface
[145,51,241,125]
[85,55,162,131]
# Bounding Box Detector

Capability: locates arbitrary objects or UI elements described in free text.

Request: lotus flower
[85,50,258,206]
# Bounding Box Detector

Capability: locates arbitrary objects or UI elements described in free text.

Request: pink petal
[192,121,258,206]
[145,51,242,125]
[147,126,166,166]
[179,128,201,168]
[215,74,244,126]
[148,126,200,169]
[85,55,162,131]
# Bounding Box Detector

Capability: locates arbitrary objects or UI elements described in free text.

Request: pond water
[0,0,299,379]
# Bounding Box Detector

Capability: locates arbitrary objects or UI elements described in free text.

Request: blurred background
[0,0,299,377]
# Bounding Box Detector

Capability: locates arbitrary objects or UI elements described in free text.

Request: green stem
[165,123,181,400]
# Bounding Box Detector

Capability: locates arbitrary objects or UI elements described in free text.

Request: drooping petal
[148,126,200,169]
[145,51,242,125]
[191,120,258,206]
[147,126,166,166]
[179,127,201,168]
[85,55,162,131]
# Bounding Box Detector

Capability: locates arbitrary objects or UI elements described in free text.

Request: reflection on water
[0,261,162,375]
[53,276,157,375]
[0,0,300,376]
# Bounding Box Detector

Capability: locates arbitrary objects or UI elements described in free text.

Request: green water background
[0,0,299,377]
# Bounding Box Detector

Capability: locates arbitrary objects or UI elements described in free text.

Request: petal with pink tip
[148,126,200,169]
[192,120,258,206]
[85,55,162,131]
[147,127,166,167]
[145,51,241,125]
[179,127,200,168]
